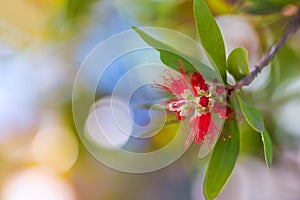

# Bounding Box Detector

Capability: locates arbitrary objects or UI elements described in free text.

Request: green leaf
[204,108,240,200]
[237,95,273,167]
[261,128,273,168]
[193,0,227,82]
[132,27,222,82]
[132,26,195,72]
[238,97,263,132]
[244,0,299,14]
[227,48,250,81]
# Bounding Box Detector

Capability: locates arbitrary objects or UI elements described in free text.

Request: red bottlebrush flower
[194,112,212,144]
[199,96,209,107]
[190,72,209,95]
[191,72,205,87]
[176,110,186,121]
[154,61,189,97]
[155,60,233,152]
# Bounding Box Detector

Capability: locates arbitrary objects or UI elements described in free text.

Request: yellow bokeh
[0,0,59,39]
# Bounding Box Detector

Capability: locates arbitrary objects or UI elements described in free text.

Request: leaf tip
[203,181,217,200]
[266,161,271,168]
[265,152,273,168]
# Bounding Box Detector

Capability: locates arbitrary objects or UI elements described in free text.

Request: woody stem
[227,5,300,93]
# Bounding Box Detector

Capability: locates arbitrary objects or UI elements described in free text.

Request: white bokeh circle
[1,168,76,200]
[84,96,132,149]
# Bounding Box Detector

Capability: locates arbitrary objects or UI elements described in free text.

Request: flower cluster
[155,60,233,148]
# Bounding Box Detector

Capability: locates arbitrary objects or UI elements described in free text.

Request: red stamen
[191,72,205,86]
[199,96,209,107]
[176,110,186,121]
[194,112,211,144]
[211,120,232,141]
[200,83,209,92]
[190,72,209,95]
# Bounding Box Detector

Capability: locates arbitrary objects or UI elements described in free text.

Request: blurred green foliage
[244,0,299,14]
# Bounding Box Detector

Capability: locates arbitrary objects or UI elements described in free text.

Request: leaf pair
[237,96,273,168]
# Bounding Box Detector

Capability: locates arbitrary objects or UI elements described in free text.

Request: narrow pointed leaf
[261,128,273,168]
[194,0,227,82]
[204,108,239,200]
[237,95,273,167]
[132,27,220,81]
[227,48,250,81]
[238,96,263,132]
[132,26,195,72]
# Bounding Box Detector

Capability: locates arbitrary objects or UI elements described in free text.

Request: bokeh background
[1,0,300,199]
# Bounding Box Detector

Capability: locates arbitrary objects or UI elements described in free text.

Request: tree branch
[228,5,300,92]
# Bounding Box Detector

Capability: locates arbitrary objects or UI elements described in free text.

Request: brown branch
[228,5,300,92]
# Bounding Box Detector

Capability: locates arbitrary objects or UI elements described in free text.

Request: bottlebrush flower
[155,60,233,149]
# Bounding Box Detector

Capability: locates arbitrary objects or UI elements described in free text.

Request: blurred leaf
[65,0,97,21]
[244,0,299,14]
[116,0,194,35]
[49,0,98,38]
[193,0,227,82]
[204,105,240,200]
[276,46,300,82]
[247,0,299,7]
[258,46,300,99]
[237,95,273,167]
[124,113,181,153]
[141,113,179,137]
[151,122,179,149]
[206,0,234,15]
[227,48,250,81]
[245,6,282,14]
[144,114,184,151]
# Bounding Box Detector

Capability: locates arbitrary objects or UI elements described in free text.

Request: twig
[228,5,300,93]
